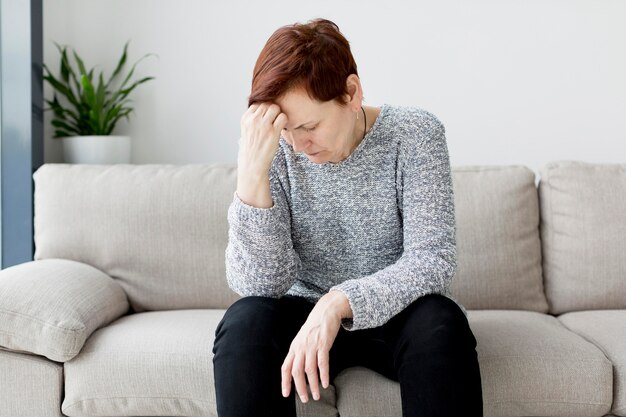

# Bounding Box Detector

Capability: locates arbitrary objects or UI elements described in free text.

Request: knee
[213,296,283,349]
[397,294,477,354]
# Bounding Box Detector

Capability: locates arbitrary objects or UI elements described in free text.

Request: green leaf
[43,68,81,109]
[118,52,157,91]
[44,40,155,137]
[106,40,129,88]
[106,108,133,134]
[72,49,88,77]
[53,130,71,138]
[95,72,106,132]
[51,119,81,135]
[81,74,96,108]
[47,94,81,124]
[108,76,155,109]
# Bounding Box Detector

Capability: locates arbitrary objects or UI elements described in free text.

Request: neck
[330,107,367,164]
[352,106,366,149]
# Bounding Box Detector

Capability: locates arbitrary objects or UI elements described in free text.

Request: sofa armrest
[0,258,129,362]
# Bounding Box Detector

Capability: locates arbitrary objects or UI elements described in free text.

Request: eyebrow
[284,120,318,130]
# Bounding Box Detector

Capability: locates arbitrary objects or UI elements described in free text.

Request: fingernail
[282,388,288,397]
[313,392,320,400]
[300,395,307,403]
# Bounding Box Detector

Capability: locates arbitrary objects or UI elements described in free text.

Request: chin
[305,151,325,162]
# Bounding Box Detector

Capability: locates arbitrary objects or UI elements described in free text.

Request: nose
[290,133,311,154]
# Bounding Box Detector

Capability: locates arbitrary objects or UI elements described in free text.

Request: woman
[212,18,483,417]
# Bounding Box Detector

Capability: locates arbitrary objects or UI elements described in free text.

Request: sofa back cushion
[33,163,549,313]
[538,161,626,314]
[33,163,240,312]
[450,166,548,312]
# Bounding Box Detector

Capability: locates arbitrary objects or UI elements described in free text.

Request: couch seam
[0,308,85,331]
[479,355,611,362]
[486,398,611,405]
[62,396,212,411]
[0,347,64,369]
[0,329,79,357]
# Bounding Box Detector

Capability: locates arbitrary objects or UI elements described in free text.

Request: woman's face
[275,82,360,164]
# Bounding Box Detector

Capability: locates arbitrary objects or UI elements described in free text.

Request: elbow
[225,259,295,299]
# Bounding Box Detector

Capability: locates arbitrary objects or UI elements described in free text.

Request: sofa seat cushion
[470,310,613,417]
[558,310,626,416]
[325,310,613,417]
[61,309,337,417]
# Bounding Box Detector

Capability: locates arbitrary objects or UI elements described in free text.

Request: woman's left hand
[281,291,350,403]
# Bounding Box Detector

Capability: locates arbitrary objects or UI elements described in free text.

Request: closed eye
[304,126,316,132]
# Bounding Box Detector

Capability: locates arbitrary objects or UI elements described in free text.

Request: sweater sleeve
[225,147,301,298]
[329,113,458,331]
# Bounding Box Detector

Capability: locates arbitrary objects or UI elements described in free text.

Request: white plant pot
[61,135,131,164]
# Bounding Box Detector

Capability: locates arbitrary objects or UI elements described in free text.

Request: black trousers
[212,293,483,417]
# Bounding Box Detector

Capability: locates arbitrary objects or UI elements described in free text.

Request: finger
[250,102,269,117]
[292,353,309,403]
[281,351,295,398]
[262,103,281,122]
[273,112,288,131]
[305,347,320,401]
[318,348,330,390]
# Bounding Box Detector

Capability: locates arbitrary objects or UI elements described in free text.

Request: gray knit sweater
[225,103,466,331]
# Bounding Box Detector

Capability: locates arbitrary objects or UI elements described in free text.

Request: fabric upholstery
[61,309,336,417]
[332,310,613,416]
[539,161,626,314]
[33,163,242,313]
[0,347,64,417]
[15,160,624,417]
[0,258,129,362]
[334,366,402,417]
[559,310,626,416]
[61,308,614,417]
[450,166,548,312]
[468,310,612,416]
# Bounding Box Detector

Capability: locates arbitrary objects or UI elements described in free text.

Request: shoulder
[383,105,446,158]
[384,104,445,138]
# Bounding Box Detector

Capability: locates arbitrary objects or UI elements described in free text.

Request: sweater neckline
[312,103,389,170]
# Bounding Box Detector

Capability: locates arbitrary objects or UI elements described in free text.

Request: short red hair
[248,18,359,108]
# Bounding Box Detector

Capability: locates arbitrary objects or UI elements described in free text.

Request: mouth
[306,151,321,156]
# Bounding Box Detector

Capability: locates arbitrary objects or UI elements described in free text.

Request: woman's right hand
[238,102,288,177]
[236,102,288,208]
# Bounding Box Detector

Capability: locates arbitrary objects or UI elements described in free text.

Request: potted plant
[43,40,156,164]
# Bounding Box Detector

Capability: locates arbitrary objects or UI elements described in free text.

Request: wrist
[236,173,272,208]
[328,289,353,320]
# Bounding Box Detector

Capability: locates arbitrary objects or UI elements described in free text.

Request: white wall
[43,0,626,174]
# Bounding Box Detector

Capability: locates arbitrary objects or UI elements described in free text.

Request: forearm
[225,190,299,298]
[236,170,273,208]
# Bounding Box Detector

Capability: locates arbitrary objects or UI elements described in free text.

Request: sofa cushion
[61,309,337,417]
[464,310,611,417]
[33,163,242,313]
[333,366,401,416]
[450,166,548,311]
[0,259,129,362]
[558,310,626,416]
[538,161,626,314]
[0,347,65,417]
[324,310,612,417]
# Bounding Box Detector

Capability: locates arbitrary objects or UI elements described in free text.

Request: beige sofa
[0,160,624,417]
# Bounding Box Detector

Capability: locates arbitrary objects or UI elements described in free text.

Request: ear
[344,74,362,109]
